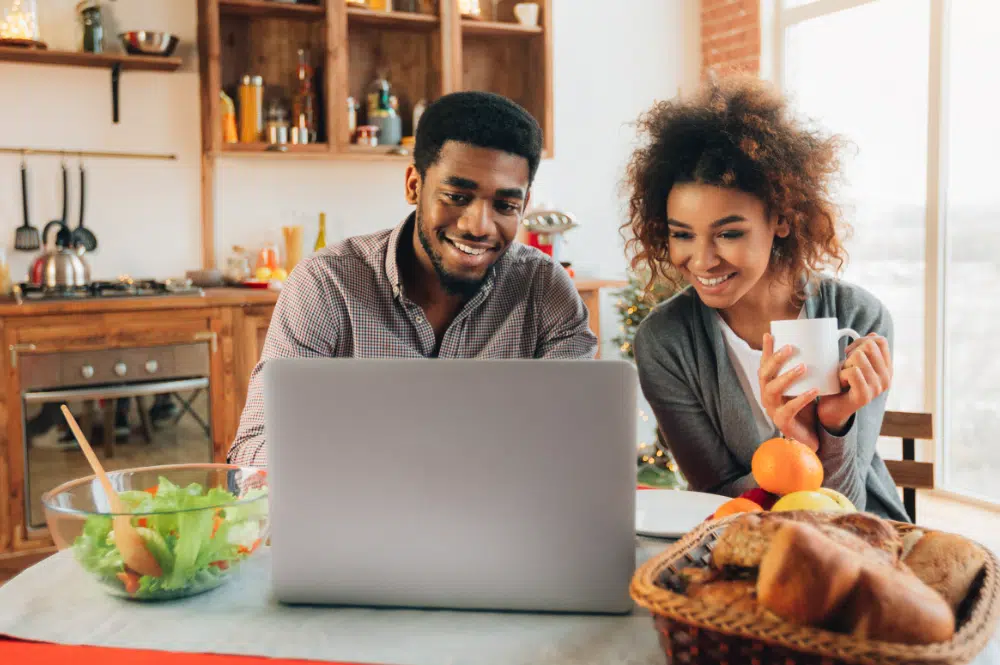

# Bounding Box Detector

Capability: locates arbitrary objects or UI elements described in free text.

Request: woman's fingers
[762,364,806,407]
[773,389,820,432]
[758,343,796,385]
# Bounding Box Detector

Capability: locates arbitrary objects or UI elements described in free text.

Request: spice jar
[238,75,264,143]
[265,100,289,145]
[355,125,379,147]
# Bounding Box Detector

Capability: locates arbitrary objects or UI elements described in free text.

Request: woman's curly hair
[621,74,850,297]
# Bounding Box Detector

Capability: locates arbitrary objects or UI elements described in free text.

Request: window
[782,0,929,414]
[941,0,1000,499]
[771,0,1000,503]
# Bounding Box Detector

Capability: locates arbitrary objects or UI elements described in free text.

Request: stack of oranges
[710,437,856,520]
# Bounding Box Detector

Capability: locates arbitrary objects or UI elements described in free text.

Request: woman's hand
[816,333,892,433]
[759,333,820,451]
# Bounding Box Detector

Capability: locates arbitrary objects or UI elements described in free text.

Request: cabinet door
[227,306,275,450]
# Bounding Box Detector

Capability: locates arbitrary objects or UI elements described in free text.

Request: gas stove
[12,278,204,304]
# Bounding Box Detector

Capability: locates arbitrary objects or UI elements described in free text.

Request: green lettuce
[71,475,267,600]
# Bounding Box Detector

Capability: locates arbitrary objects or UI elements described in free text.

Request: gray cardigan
[633,276,909,522]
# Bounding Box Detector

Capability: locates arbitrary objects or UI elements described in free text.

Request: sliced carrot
[211,514,224,538]
[237,540,261,556]
[137,517,148,528]
[116,571,140,595]
[209,560,229,571]
[144,486,158,497]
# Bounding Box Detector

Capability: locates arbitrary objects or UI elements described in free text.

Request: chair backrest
[880,411,934,522]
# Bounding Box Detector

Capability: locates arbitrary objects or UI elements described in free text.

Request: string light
[0,0,39,41]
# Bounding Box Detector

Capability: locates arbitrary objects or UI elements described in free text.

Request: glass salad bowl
[42,463,269,601]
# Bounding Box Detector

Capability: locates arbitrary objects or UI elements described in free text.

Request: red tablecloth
[0,637,362,664]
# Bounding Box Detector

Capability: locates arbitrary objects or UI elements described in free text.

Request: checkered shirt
[228,215,599,467]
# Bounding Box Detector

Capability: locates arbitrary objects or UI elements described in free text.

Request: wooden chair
[880,411,935,523]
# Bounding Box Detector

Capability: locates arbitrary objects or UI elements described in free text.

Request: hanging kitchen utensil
[71,160,97,251]
[14,157,40,251]
[50,161,72,248]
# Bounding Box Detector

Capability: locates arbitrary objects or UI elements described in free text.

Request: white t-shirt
[716,309,805,442]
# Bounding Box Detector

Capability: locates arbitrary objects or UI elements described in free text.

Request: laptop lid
[265,358,637,614]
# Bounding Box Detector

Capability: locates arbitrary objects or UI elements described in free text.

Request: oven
[19,342,213,530]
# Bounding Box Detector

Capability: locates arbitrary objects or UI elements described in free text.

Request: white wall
[1,0,699,355]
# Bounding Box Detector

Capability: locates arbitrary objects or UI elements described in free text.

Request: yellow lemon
[814,487,856,512]
[271,268,288,281]
[255,266,272,281]
[771,490,843,513]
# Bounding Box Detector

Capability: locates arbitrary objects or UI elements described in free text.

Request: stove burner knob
[145,360,159,374]
[114,362,128,378]
[81,365,94,379]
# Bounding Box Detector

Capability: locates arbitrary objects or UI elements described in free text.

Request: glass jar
[225,246,252,284]
[0,0,42,45]
[355,125,379,147]
[77,1,103,53]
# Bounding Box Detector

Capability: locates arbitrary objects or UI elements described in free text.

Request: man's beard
[415,205,491,299]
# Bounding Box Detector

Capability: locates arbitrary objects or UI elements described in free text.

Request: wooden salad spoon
[61,404,162,578]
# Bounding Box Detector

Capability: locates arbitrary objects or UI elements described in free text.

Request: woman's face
[665,182,788,310]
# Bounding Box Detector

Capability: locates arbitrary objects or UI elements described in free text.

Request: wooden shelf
[341,144,413,161]
[461,19,542,36]
[218,0,325,19]
[0,46,182,71]
[216,142,331,157]
[347,8,440,29]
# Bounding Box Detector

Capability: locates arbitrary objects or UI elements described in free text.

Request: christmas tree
[612,271,688,489]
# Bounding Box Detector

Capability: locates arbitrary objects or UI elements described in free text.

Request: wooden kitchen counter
[0,279,623,317]
[0,288,279,317]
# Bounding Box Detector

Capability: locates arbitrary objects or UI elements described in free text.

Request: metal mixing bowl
[120,31,179,57]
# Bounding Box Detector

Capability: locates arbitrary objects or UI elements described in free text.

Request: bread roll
[902,531,986,613]
[842,563,955,644]
[713,511,897,570]
[757,522,862,625]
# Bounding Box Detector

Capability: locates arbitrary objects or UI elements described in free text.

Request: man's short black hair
[413,91,543,184]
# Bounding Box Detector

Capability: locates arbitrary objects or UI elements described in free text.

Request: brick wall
[701,0,761,76]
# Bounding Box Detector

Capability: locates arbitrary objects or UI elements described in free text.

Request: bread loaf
[902,531,986,613]
[756,522,862,625]
[841,562,955,644]
[713,511,898,570]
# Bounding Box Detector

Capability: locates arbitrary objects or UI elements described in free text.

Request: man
[229,91,598,466]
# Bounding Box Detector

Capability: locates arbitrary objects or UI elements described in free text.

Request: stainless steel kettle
[30,221,91,289]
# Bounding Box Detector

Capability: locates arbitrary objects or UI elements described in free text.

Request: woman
[626,75,908,521]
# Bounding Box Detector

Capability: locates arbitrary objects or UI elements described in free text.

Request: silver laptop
[264,358,637,614]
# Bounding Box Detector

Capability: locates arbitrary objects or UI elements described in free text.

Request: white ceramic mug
[513,2,540,26]
[769,317,860,396]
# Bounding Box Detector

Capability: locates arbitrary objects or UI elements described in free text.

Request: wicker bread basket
[630,516,1000,665]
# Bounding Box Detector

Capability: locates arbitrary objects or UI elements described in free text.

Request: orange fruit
[713,497,764,520]
[751,437,824,496]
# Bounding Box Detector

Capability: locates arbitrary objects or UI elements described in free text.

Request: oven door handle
[9,343,37,368]
[23,377,209,404]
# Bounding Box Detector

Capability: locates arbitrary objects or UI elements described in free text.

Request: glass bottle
[291,49,316,143]
[314,212,327,251]
[366,70,391,123]
[78,1,103,53]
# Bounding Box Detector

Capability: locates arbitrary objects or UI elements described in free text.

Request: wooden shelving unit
[347,7,439,28]
[196,0,553,267]
[460,19,542,36]
[218,0,325,17]
[0,46,182,71]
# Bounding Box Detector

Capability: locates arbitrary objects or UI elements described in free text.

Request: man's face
[405,141,531,296]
